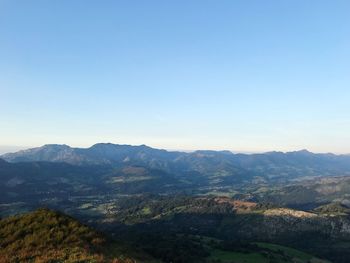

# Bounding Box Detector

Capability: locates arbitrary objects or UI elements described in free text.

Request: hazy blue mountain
[3,144,350,181]
[1,143,182,167]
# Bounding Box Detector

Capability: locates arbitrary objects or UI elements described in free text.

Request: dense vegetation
[0,207,328,263]
[91,195,347,262]
[0,208,152,263]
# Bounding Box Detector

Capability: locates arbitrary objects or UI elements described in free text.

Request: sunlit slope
[0,208,154,263]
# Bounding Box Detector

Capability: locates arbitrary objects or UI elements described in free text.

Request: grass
[255,242,313,261]
[209,242,327,263]
[209,249,270,263]
[141,206,152,215]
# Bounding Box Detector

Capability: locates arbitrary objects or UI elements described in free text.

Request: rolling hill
[0,208,154,263]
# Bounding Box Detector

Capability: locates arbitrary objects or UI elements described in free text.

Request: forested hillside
[0,208,154,263]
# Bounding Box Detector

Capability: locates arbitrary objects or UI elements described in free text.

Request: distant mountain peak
[290,149,313,155]
[89,142,152,149]
[41,144,71,149]
[297,149,311,153]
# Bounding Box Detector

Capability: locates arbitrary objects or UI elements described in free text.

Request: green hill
[0,208,153,263]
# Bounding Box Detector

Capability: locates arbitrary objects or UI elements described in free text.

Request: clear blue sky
[1,0,350,153]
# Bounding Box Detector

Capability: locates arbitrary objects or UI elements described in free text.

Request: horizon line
[0,143,348,156]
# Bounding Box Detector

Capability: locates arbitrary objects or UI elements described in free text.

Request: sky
[1,0,350,153]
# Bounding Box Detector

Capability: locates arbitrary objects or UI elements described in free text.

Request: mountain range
[2,143,350,262]
[3,143,350,181]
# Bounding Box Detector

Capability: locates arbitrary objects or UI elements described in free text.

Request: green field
[256,242,313,261]
[210,249,270,263]
[209,242,328,263]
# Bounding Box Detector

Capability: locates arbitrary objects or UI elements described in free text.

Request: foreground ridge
[0,208,152,263]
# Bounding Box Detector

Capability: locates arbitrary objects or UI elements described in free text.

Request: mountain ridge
[3,143,350,184]
[2,144,350,262]
[3,143,349,159]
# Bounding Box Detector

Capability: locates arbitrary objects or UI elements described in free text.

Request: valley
[2,144,350,262]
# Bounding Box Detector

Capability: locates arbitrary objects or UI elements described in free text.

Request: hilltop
[0,208,154,263]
